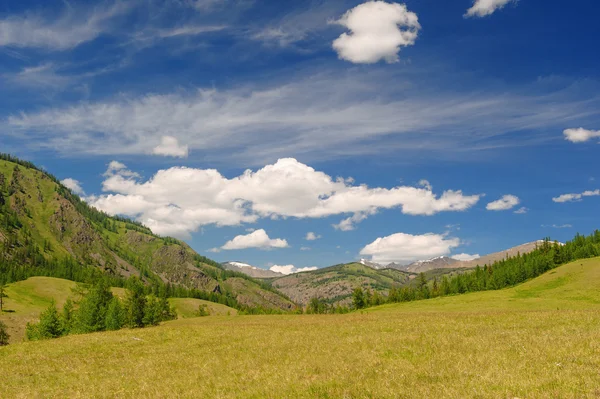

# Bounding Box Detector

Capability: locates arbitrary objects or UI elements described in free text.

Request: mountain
[0,155,295,312]
[453,241,555,269]
[402,256,460,273]
[358,258,384,269]
[222,261,283,278]
[271,262,415,306]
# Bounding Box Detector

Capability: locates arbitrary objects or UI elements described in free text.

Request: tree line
[349,232,600,310]
[25,277,176,341]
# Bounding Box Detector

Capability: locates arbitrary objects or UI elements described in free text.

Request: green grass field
[1,258,600,398]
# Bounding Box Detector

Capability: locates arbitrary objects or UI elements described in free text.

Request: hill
[0,276,239,342]
[452,240,549,269]
[271,263,415,306]
[1,257,599,398]
[0,155,294,312]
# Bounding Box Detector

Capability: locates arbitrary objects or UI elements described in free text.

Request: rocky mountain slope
[271,263,414,306]
[0,155,295,312]
[402,256,460,273]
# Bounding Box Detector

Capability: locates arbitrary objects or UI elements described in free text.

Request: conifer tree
[0,282,7,312]
[0,320,9,346]
[73,279,113,333]
[105,297,125,331]
[61,299,75,334]
[352,287,367,309]
[125,277,146,328]
[26,301,63,340]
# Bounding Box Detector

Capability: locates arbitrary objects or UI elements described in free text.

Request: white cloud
[85,158,480,238]
[451,253,480,262]
[7,70,600,165]
[61,178,85,196]
[465,0,515,18]
[553,190,600,203]
[300,246,311,251]
[418,179,432,191]
[219,229,289,251]
[486,195,520,211]
[564,128,600,143]
[360,232,461,264]
[152,136,189,158]
[0,2,131,50]
[305,232,321,241]
[269,264,318,275]
[514,207,528,214]
[332,210,374,231]
[332,1,420,64]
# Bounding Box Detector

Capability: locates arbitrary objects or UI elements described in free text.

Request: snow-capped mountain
[221,261,284,278]
[403,256,459,273]
[359,258,384,269]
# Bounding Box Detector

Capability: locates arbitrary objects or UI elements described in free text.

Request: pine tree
[61,299,75,334]
[0,283,7,312]
[0,320,9,346]
[26,301,64,340]
[72,279,113,333]
[105,297,125,331]
[352,287,367,309]
[125,277,146,328]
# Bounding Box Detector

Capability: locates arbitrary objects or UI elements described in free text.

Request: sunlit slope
[169,298,238,317]
[371,256,600,313]
[0,277,238,342]
[0,277,76,342]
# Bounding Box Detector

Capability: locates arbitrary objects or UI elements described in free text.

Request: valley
[1,257,599,398]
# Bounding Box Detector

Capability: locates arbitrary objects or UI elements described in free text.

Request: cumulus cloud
[514,207,528,214]
[269,264,318,275]
[332,1,420,64]
[61,178,85,196]
[451,253,480,262]
[553,190,600,203]
[486,195,520,211]
[219,229,289,251]
[465,0,515,18]
[305,232,321,241]
[360,232,461,264]
[152,136,189,158]
[564,128,600,143]
[86,158,480,238]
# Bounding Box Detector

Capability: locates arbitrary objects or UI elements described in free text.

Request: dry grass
[1,259,600,398]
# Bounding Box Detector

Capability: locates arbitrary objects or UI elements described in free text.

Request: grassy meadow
[1,258,600,398]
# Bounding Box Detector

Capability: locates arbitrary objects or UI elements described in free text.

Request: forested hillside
[0,154,295,312]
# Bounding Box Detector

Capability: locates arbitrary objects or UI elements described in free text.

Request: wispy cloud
[541,224,573,229]
[6,70,599,165]
[0,2,133,50]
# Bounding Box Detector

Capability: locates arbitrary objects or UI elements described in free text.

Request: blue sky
[1,0,599,273]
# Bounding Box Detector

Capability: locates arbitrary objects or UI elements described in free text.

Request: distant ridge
[222,261,284,278]
[452,241,561,269]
